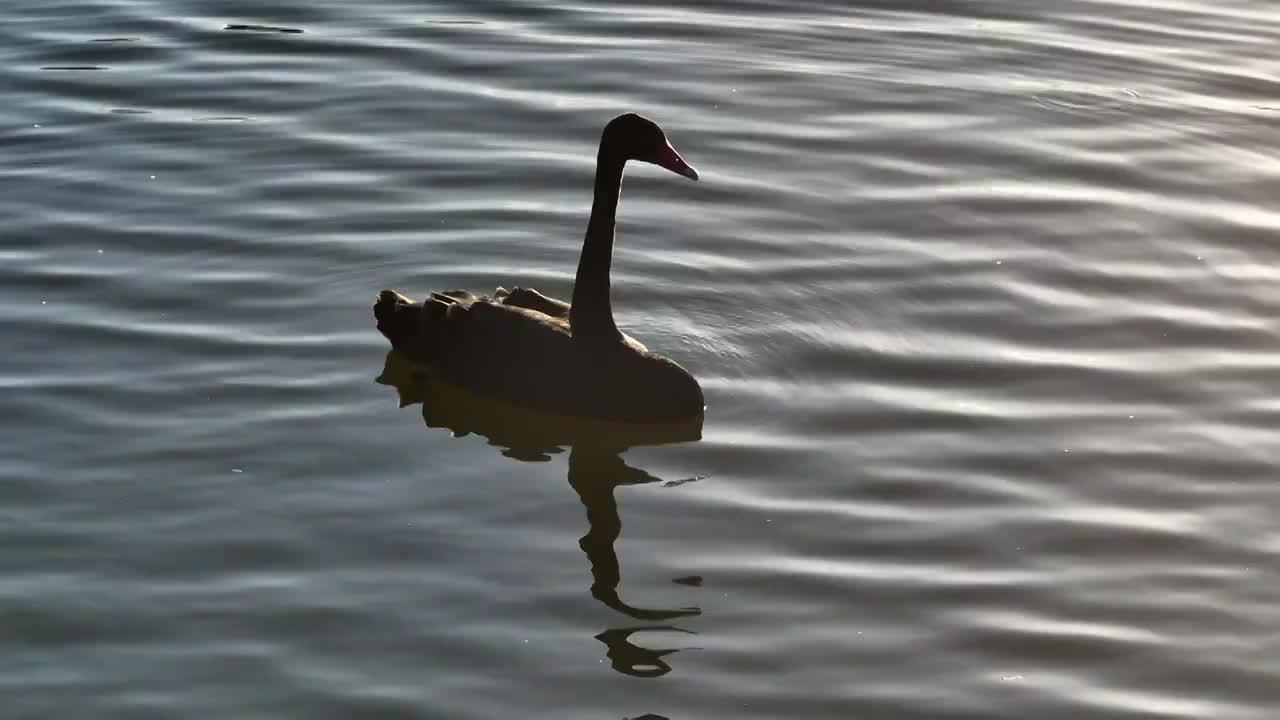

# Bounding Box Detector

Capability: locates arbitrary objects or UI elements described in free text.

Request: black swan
[374,113,705,423]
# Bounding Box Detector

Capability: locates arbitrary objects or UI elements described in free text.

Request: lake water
[4,1,1279,718]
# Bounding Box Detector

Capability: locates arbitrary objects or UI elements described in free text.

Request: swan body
[374,114,704,423]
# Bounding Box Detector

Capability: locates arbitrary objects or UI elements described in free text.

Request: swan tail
[375,289,449,362]
[374,290,414,345]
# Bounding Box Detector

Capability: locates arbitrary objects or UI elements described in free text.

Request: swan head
[603,113,699,181]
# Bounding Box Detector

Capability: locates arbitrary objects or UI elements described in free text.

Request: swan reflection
[376,350,702,677]
[596,626,697,679]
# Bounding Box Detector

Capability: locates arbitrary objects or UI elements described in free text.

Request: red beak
[654,141,699,181]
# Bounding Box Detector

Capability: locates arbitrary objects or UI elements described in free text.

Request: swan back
[375,290,703,422]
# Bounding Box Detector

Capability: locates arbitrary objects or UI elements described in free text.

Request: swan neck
[570,150,625,341]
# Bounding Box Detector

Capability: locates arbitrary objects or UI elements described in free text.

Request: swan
[374,113,705,423]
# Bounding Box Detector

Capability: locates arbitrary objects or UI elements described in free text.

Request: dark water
[4,1,1279,718]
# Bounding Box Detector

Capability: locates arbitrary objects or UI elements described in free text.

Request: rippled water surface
[5,1,1280,718]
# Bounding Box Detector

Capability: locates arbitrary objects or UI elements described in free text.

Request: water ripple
[3,0,1279,718]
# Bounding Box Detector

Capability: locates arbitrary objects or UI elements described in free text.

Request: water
[4,1,1279,717]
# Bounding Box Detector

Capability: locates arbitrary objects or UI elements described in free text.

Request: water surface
[4,1,1279,718]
